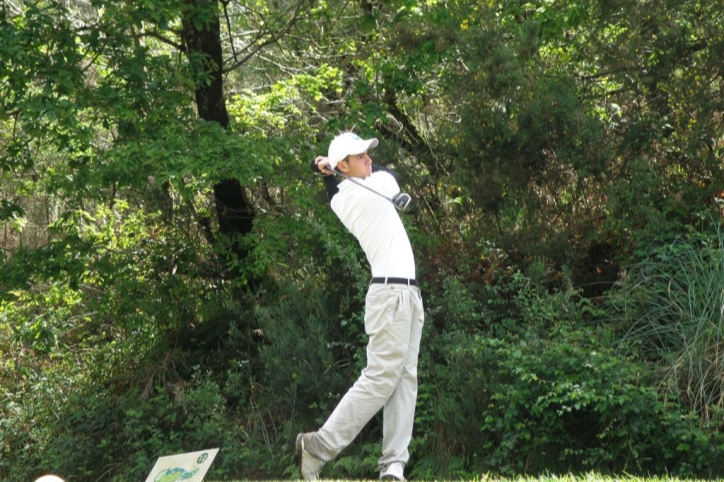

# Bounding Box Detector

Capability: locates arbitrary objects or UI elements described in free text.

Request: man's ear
[337,158,350,174]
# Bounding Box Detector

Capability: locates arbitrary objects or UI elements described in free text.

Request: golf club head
[392,193,412,212]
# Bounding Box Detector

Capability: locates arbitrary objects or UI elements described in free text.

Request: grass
[614,229,724,421]
[215,476,718,482]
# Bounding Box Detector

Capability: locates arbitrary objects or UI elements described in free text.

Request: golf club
[329,167,412,212]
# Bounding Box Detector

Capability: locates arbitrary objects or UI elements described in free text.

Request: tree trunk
[181,0,254,273]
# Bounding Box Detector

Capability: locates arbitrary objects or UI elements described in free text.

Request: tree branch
[222,0,305,73]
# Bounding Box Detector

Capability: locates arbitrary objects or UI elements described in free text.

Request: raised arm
[311,160,401,203]
[310,157,340,202]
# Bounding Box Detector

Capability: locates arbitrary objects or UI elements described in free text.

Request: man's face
[339,151,372,178]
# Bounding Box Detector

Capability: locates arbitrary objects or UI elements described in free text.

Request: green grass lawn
[217,476,718,482]
[474,475,716,482]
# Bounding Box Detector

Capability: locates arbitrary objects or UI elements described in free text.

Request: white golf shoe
[380,462,405,481]
[296,433,324,481]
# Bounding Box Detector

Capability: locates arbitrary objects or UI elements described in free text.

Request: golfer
[296,132,425,481]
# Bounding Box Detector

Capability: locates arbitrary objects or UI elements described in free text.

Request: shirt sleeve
[321,176,339,201]
[371,165,400,184]
[367,169,401,197]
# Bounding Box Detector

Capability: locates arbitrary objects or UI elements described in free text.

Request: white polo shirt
[331,171,416,279]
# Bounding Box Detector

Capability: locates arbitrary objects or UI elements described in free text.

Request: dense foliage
[2,0,724,480]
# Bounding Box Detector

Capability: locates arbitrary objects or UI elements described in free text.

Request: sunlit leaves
[229,64,343,135]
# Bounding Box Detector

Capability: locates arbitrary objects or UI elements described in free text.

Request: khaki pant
[305,283,425,468]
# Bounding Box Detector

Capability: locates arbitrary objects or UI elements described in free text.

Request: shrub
[412,272,724,478]
[233,280,377,479]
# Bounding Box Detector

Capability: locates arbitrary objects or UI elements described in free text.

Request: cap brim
[351,138,378,155]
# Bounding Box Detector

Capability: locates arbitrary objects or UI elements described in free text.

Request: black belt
[370,277,417,286]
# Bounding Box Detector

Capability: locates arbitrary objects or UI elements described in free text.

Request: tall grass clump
[612,225,724,424]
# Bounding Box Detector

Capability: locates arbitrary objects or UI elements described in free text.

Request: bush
[247,280,382,479]
[0,369,252,482]
[412,272,724,478]
[478,329,719,476]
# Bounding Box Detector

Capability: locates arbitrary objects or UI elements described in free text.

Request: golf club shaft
[329,167,395,202]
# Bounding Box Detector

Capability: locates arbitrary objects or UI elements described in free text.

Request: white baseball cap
[327,132,379,169]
